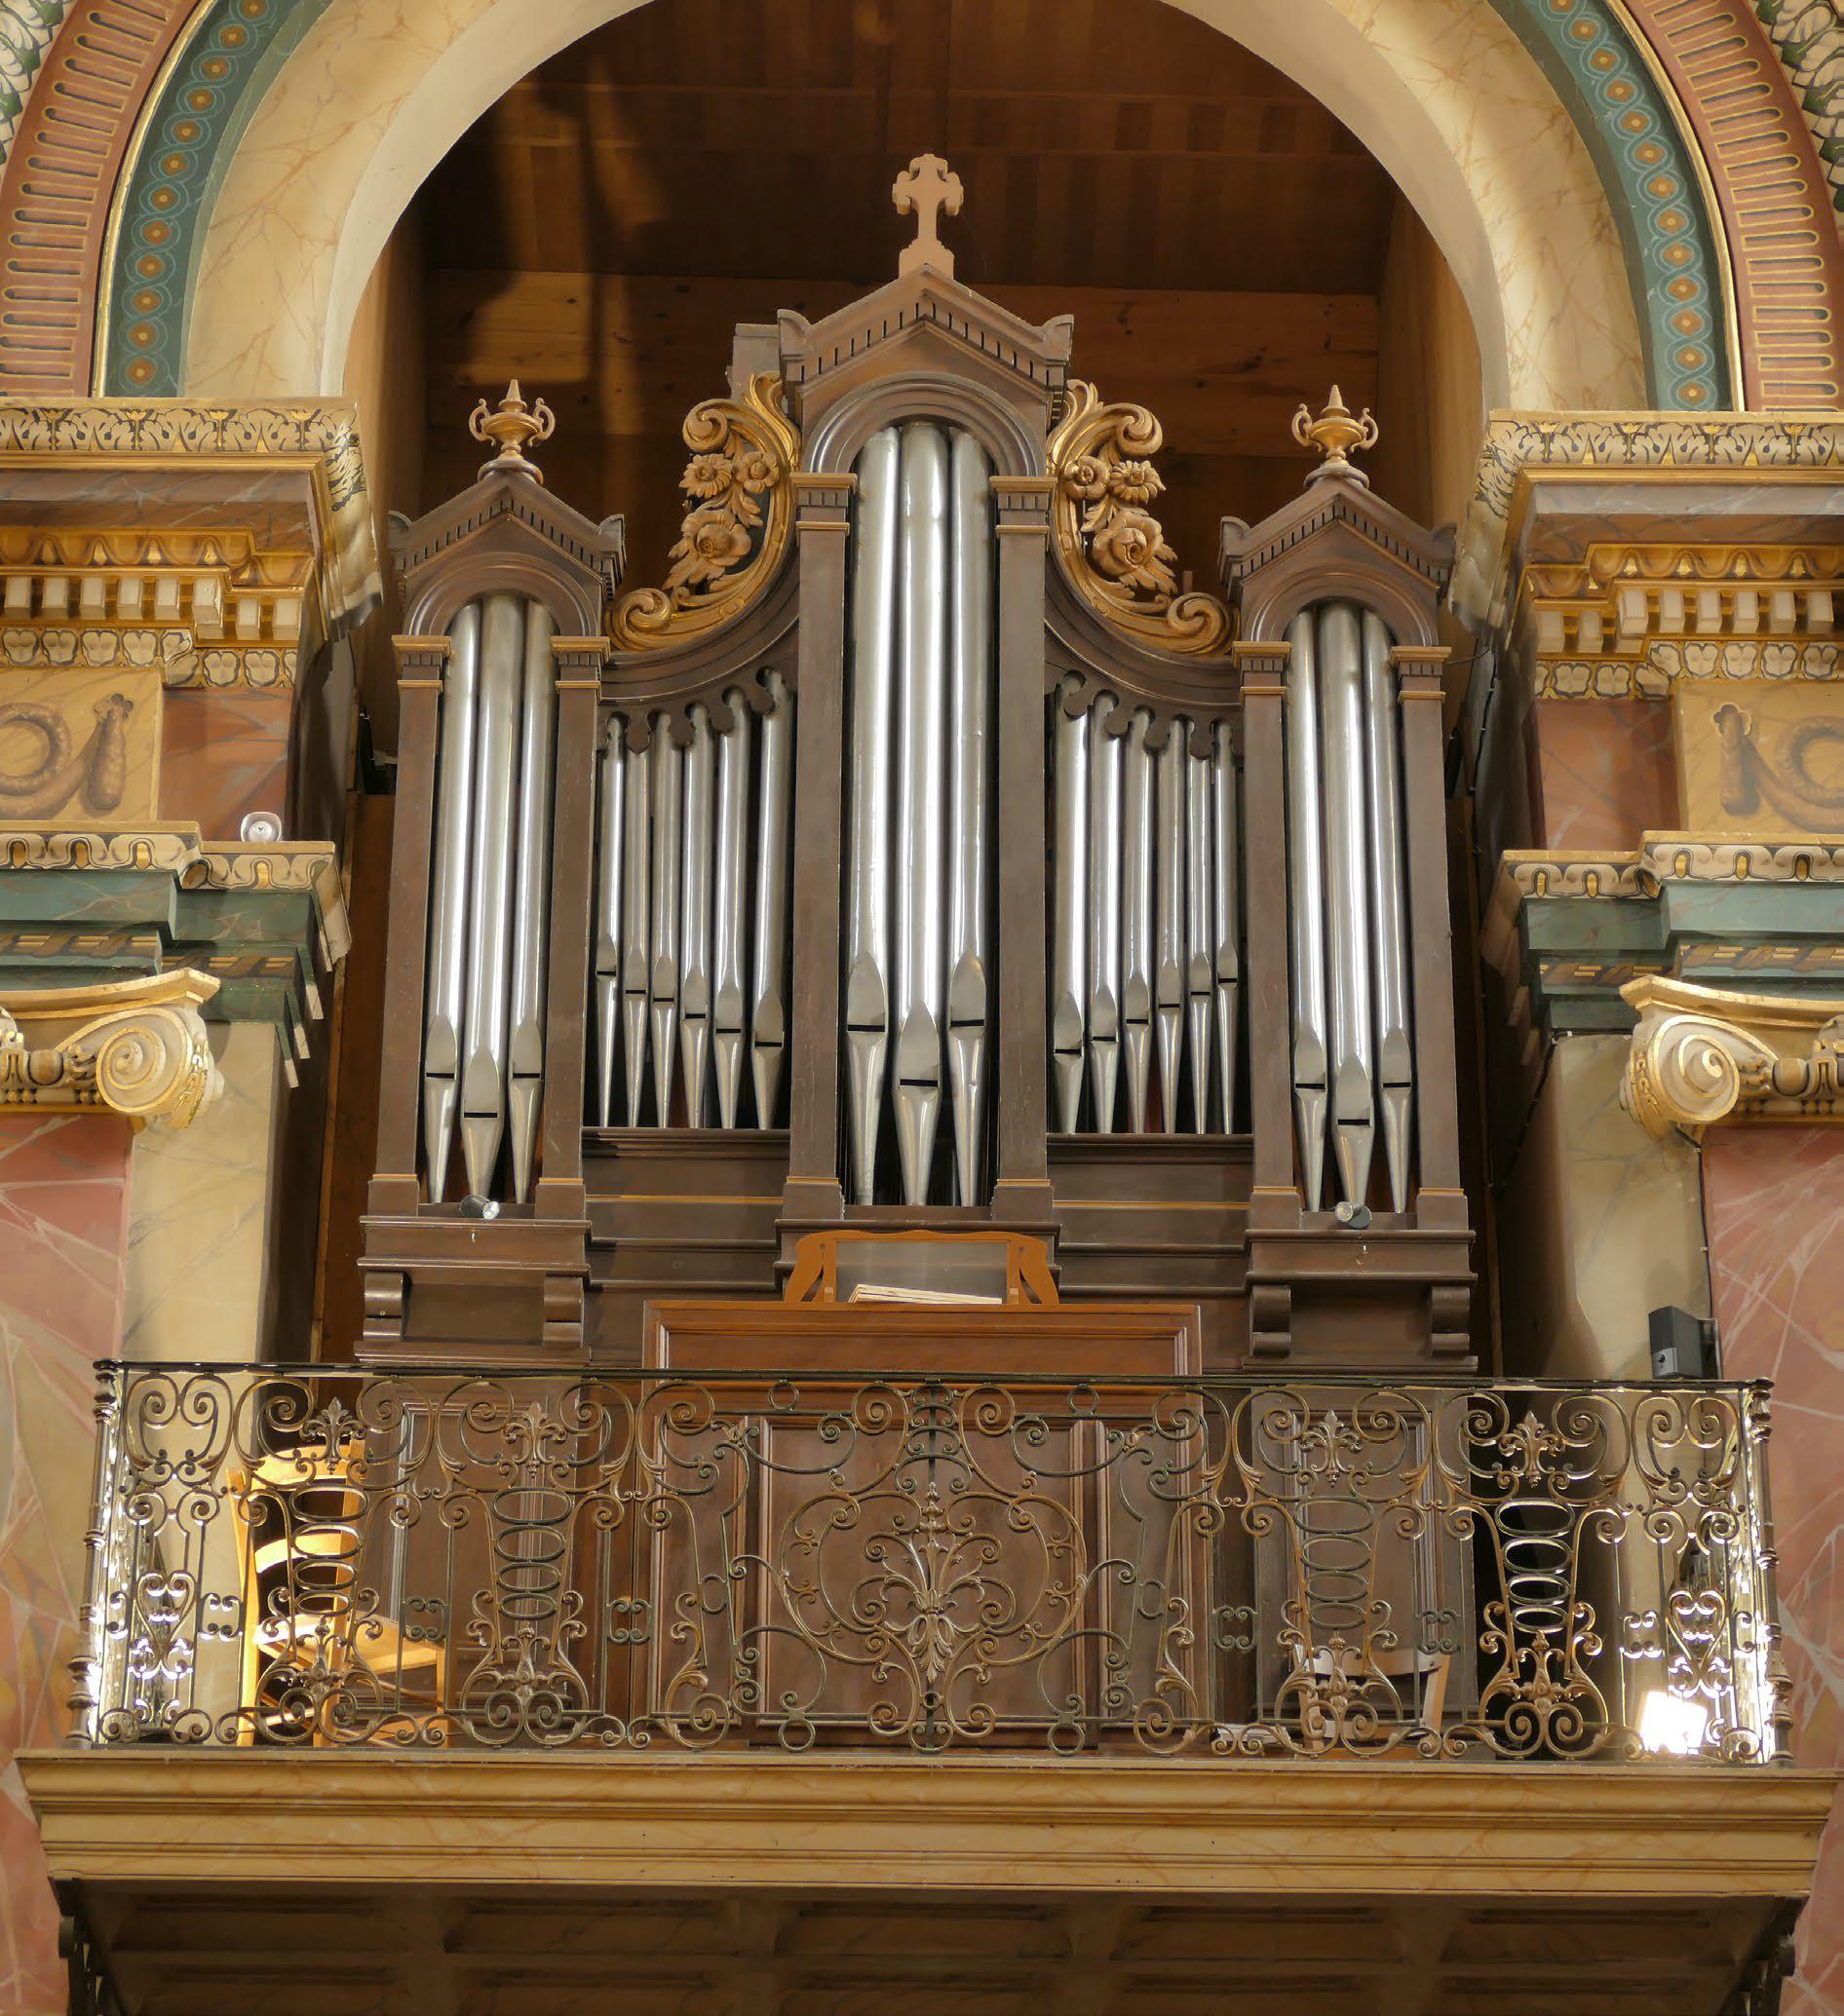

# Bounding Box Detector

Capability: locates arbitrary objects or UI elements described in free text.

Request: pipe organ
[1051,694,1240,1135]
[365,158,1473,1372]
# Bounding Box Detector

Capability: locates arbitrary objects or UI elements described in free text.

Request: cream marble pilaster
[121,1022,282,1363]
[1496,1032,1710,1380]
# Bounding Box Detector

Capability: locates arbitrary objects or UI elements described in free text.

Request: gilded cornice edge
[1622,973,1844,1134]
[0,967,220,1125]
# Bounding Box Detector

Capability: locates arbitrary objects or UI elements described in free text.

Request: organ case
[361,161,1474,1371]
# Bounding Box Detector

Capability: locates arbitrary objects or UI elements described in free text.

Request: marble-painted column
[1705,1127,1844,2016]
[1497,1033,1710,1380]
[0,1113,132,2016]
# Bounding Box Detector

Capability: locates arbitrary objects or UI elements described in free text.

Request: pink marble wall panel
[0,1113,131,2016]
[158,688,291,838]
[1705,1127,1844,2016]
[1527,698,1675,851]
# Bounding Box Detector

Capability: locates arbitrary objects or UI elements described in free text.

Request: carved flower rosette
[611,374,799,650]
[1048,380,1230,656]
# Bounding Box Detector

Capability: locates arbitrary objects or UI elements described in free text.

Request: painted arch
[0,0,1837,409]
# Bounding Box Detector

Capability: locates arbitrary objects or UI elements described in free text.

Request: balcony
[25,1362,1835,2015]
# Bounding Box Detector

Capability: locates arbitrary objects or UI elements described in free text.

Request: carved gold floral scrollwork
[1621,975,1844,1136]
[610,375,799,652]
[1048,381,1231,658]
[0,970,221,1126]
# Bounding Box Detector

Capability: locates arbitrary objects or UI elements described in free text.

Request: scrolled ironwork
[69,1365,1789,1763]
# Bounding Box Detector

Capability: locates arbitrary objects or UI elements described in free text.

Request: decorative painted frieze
[1622,974,1844,1134]
[0,968,219,1124]
[1517,543,1842,698]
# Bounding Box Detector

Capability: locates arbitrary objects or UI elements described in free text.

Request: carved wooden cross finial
[893,153,965,278]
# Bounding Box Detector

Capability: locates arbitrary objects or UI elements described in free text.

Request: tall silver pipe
[893,421,949,1205]
[711,689,752,1129]
[1086,704,1123,1133]
[1154,722,1186,1134]
[459,591,524,1196]
[678,705,715,1127]
[844,426,900,1201]
[1183,726,1213,1133]
[1364,610,1414,1210]
[1285,608,1329,1209]
[507,599,557,1201]
[593,713,625,1127]
[1318,600,1375,1206]
[945,428,992,1203]
[750,670,792,1127]
[648,714,683,1126]
[619,737,651,1125]
[1210,718,1241,1132]
[1050,687,1089,1132]
[422,599,480,1199]
[1120,708,1154,1132]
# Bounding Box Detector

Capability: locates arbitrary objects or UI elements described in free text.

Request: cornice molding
[19,1750,1837,1899]
[1454,412,1844,628]
[0,968,219,1124]
[1622,973,1844,1133]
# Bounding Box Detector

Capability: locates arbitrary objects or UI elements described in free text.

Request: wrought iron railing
[71,1363,1789,1761]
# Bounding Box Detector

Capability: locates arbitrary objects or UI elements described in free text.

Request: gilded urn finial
[470,379,556,482]
[1291,387,1379,486]
[893,152,965,280]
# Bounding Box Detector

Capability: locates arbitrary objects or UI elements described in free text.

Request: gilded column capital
[0,970,221,1126]
[1620,975,1844,1137]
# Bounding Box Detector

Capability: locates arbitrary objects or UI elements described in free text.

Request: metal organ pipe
[1284,609,1329,1209]
[1184,733,1213,1132]
[1210,719,1240,1132]
[1120,710,1155,1132]
[459,592,524,1198]
[1281,599,1416,1213]
[1153,724,1186,1133]
[647,712,683,1125]
[507,602,557,1201]
[618,738,651,1124]
[1085,709,1122,1133]
[422,600,480,1198]
[946,430,993,1203]
[750,671,792,1126]
[845,426,900,1202]
[677,705,715,1126]
[1363,612,1414,1212]
[1050,689,1089,1133]
[893,420,950,1203]
[1317,600,1376,1207]
[711,689,752,1129]
[593,717,624,1127]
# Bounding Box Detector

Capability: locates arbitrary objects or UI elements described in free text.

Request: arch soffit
[1,0,1834,410]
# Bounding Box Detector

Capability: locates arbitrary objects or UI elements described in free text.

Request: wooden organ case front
[361,159,1474,1371]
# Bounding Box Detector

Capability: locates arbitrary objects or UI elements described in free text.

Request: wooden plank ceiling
[413,0,1396,586]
